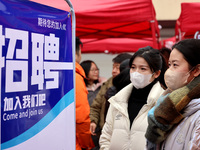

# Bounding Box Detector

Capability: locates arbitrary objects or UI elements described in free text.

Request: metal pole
[64,1,76,149]
[150,20,158,49]
[64,0,76,64]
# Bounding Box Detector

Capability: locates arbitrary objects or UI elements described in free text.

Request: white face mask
[164,69,191,91]
[130,72,153,89]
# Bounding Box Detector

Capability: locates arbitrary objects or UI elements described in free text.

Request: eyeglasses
[90,68,99,72]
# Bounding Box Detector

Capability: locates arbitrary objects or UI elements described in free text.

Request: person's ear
[193,64,200,77]
[153,70,161,79]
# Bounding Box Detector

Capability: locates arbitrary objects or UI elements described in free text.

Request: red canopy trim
[31,0,160,53]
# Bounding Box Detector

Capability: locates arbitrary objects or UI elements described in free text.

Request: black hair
[113,68,131,92]
[76,37,83,55]
[120,59,130,72]
[160,47,171,65]
[80,60,99,86]
[129,46,168,89]
[172,39,200,67]
[112,53,132,64]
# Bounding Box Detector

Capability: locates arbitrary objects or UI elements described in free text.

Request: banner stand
[65,1,76,149]
[1,0,76,149]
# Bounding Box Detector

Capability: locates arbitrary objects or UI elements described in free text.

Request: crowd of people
[75,36,200,150]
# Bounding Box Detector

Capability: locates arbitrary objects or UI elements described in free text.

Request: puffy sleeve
[188,117,200,150]
[76,73,94,149]
[99,104,114,150]
[90,79,111,125]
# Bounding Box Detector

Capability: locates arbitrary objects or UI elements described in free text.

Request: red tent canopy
[175,2,200,41]
[31,0,160,53]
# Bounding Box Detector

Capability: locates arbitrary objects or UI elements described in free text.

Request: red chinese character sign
[0,0,75,149]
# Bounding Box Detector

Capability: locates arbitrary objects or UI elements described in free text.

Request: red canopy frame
[175,2,200,41]
[31,0,160,53]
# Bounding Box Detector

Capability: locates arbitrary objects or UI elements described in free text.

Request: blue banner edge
[1,88,74,149]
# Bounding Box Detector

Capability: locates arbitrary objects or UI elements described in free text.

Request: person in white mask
[145,39,200,150]
[99,46,168,150]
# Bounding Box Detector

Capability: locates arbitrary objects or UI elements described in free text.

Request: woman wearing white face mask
[145,39,200,150]
[99,47,168,150]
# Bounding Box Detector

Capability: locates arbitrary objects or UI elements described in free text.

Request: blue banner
[0,0,74,149]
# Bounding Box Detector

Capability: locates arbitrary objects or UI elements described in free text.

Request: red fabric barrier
[31,0,160,53]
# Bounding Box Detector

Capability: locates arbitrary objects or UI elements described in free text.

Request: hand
[90,122,97,135]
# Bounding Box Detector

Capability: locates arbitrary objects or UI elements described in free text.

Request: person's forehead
[169,49,185,62]
[132,57,148,65]
[91,62,97,68]
[113,62,120,66]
